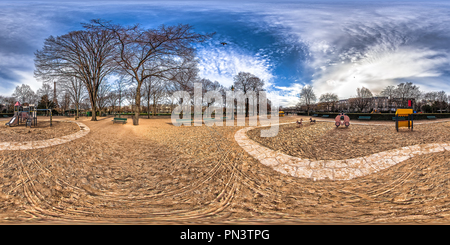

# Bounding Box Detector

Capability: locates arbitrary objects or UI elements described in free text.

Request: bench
[112,118,127,124]
[322,115,329,118]
[358,116,371,120]
[313,114,318,117]
[2,115,8,118]
[393,117,406,121]
[427,116,436,120]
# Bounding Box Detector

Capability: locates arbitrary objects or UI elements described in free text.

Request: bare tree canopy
[233,71,265,117]
[233,72,264,93]
[85,19,214,125]
[356,87,373,98]
[380,85,396,99]
[352,87,373,112]
[111,76,129,115]
[319,92,338,112]
[298,85,316,115]
[58,77,87,118]
[12,84,36,104]
[34,27,117,121]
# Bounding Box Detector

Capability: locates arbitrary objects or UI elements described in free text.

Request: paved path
[0,120,90,151]
[235,121,450,181]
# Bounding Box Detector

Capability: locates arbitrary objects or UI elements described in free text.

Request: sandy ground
[248,119,450,160]
[1,115,450,224]
[0,120,79,142]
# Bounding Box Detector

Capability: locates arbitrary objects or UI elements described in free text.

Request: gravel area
[0,115,450,224]
[0,120,80,142]
[247,120,450,160]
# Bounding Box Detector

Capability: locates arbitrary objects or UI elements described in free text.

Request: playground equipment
[335,113,350,128]
[279,111,285,117]
[296,118,303,127]
[395,108,413,132]
[310,118,316,123]
[4,101,52,127]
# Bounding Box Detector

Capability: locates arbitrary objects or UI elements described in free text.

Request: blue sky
[1,0,450,106]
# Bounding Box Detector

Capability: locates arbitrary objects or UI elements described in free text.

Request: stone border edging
[0,120,90,151]
[235,122,450,181]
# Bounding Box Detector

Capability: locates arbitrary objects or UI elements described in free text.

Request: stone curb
[0,120,90,151]
[235,122,450,181]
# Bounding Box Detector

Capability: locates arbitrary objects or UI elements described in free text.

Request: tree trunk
[76,102,79,118]
[89,93,97,121]
[134,85,141,125]
[147,96,150,119]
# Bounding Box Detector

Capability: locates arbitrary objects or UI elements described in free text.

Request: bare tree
[125,86,138,113]
[105,91,119,115]
[80,98,91,113]
[12,84,36,104]
[59,77,87,118]
[86,20,214,125]
[112,76,129,116]
[58,92,71,115]
[0,96,16,113]
[150,80,167,117]
[168,60,198,94]
[351,87,373,112]
[36,82,57,116]
[423,92,437,113]
[233,72,265,117]
[298,85,316,115]
[319,92,338,112]
[436,91,447,113]
[34,27,117,121]
[97,82,112,115]
[395,82,421,108]
[143,76,168,118]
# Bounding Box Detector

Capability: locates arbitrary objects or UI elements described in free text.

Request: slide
[5,116,17,127]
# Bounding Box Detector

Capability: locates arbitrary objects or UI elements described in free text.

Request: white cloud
[197,42,275,89]
[249,2,450,103]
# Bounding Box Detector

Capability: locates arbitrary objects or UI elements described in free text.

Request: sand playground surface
[1,115,450,224]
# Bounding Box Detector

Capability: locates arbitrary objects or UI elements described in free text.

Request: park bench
[112,118,127,124]
[322,115,329,118]
[313,114,318,117]
[2,115,8,118]
[427,116,436,120]
[392,117,406,121]
[358,116,371,120]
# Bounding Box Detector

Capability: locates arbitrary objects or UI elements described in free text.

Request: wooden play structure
[335,113,350,128]
[395,108,414,132]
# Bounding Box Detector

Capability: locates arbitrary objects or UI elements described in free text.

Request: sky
[1,0,450,107]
